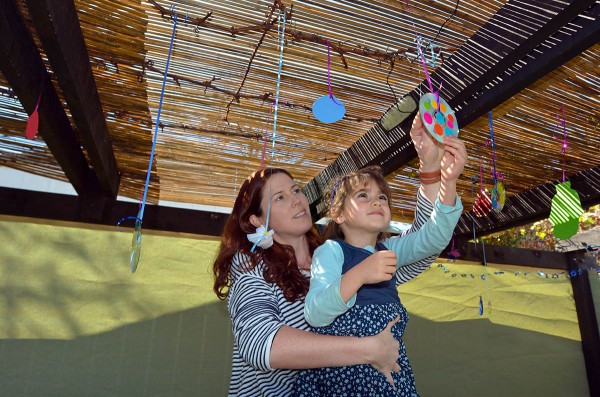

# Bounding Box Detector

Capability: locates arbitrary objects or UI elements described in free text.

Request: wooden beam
[303,0,597,220]
[439,242,571,270]
[25,0,120,198]
[567,251,600,396]
[442,0,598,109]
[457,3,600,127]
[0,187,227,237]
[453,165,600,239]
[0,0,103,199]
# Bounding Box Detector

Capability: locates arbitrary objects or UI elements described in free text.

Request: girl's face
[335,179,391,241]
[252,172,312,244]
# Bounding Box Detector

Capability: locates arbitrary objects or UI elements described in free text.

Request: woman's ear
[249,214,262,228]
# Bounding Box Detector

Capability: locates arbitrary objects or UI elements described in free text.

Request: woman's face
[253,172,313,244]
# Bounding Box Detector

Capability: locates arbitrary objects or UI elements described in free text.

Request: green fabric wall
[0,216,231,396]
[399,261,591,396]
[0,216,594,396]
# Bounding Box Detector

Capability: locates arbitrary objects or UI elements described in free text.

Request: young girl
[213,115,452,396]
[295,136,466,396]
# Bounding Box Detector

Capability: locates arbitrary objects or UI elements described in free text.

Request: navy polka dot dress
[294,240,420,397]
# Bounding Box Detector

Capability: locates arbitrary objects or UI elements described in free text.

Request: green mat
[0,216,594,396]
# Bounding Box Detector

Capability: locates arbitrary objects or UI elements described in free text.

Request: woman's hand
[410,112,443,172]
[365,316,400,388]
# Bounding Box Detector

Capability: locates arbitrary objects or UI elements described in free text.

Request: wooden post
[567,251,600,396]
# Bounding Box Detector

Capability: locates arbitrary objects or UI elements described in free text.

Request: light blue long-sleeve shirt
[304,195,463,327]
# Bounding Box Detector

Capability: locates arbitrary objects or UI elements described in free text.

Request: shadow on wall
[0,305,590,397]
[0,217,233,396]
[404,314,588,397]
[0,302,233,397]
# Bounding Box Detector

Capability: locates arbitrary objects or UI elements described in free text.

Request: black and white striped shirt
[226,190,437,396]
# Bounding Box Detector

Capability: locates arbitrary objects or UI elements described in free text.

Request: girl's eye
[379,195,388,201]
[357,192,367,198]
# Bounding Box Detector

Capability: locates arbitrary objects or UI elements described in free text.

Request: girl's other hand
[440,135,467,182]
[355,250,397,285]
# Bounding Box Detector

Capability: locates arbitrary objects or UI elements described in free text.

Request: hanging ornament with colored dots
[419,93,459,143]
[403,0,460,143]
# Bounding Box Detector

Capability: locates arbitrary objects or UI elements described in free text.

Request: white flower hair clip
[247,224,275,252]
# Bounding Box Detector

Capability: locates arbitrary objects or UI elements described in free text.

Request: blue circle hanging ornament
[419,93,459,143]
[313,38,345,124]
[313,94,346,124]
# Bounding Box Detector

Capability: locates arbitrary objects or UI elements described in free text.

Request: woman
[212,115,447,396]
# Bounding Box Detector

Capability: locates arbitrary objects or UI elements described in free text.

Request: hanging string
[470,176,477,254]
[260,102,275,169]
[405,0,460,67]
[470,173,490,315]
[479,227,491,315]
[250,10,286,253]
[482,137,505,187]
[479,160,485,192]
[404,0,442,109]
[117,178,146,228]
[265,9,286,229]
[139,11,179,223]
[553,105,568,183]
[488,111,498,186]
[478,161,492,314]
[417,36,437,100]
[326,38,342,105]
[269,10,286,168]
[116,9,180,272]
[32,82,46,114]
[386,59,398,101]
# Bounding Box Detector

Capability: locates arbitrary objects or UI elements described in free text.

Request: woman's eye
[292,187,300,194]
[275,195,284,201]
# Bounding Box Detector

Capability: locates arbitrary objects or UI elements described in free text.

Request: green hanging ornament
[549,181,584,240]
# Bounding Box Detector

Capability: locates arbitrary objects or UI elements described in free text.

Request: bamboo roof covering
[1,0,599,232]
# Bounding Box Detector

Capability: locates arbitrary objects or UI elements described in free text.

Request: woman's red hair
[212,168,322,302]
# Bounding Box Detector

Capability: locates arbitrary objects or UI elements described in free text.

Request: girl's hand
[410,112,444,172]
[340,251,397,304]
[355,250,397,285]
[366,316,400,387]
[440,136,467,182]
